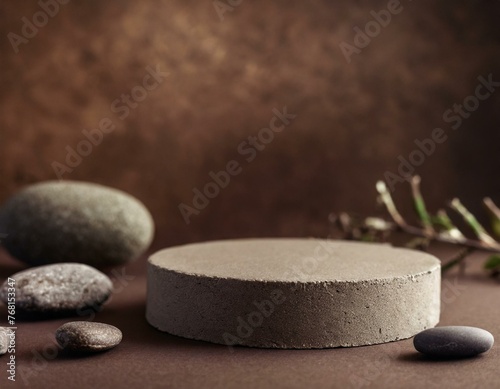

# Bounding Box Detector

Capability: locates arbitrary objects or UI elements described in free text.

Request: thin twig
[376,181,406,227]
[331,177,500,275]
[410,175,434,235]
[449,198,498,247]
[483,197,500,238]
[484,197,500,220]
[376,183,500,252]
[363,218,500,252]
[441,247,475,274]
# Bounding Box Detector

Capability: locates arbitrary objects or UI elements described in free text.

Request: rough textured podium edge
[146,239,441,349]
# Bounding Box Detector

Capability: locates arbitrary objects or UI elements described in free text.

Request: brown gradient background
[0,1,500,388]
[0,0,499,248]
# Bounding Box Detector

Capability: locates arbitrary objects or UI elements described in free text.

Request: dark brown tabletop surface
[0,244,498,389]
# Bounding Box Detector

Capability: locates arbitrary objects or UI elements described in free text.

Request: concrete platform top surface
[149,239,441,282]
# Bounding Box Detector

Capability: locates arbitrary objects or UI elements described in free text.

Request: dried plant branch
[449,198,498,247]
[331,177,500,275]
[374,181,500,252]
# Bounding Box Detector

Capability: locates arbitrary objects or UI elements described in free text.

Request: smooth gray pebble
[0,263,112,318]
[414,326,494,358]
[56,321,122,353]
[0,180,154,267]
[0,327,8,355]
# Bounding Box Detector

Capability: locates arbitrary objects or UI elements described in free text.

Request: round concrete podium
[146,239,440,349]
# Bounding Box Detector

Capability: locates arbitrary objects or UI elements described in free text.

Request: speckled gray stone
[0,327,8,355]
[55,321,122,353]
[147,239,441,349]
[0,263,112,318]
[0,181,154,267]
[414,326,494,358]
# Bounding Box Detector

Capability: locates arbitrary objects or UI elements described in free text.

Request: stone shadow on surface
[397,351,489,363]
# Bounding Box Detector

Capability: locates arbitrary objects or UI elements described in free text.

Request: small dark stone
[55,321,122,353]
[414,326,494,358]
[0,181,154,267]
[0,327,8,355]
[0,263,112,319]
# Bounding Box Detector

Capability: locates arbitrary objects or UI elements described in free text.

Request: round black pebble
[414,326,494,358]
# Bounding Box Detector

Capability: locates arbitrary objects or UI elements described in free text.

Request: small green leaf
[431,214,453,231]
[484,198,500,238]
[432,209,466,241]
[415,197,432,228]
[490,216,500,238]
[405,237,429,250]
[410,176,433,233]
[484,255,500,270]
